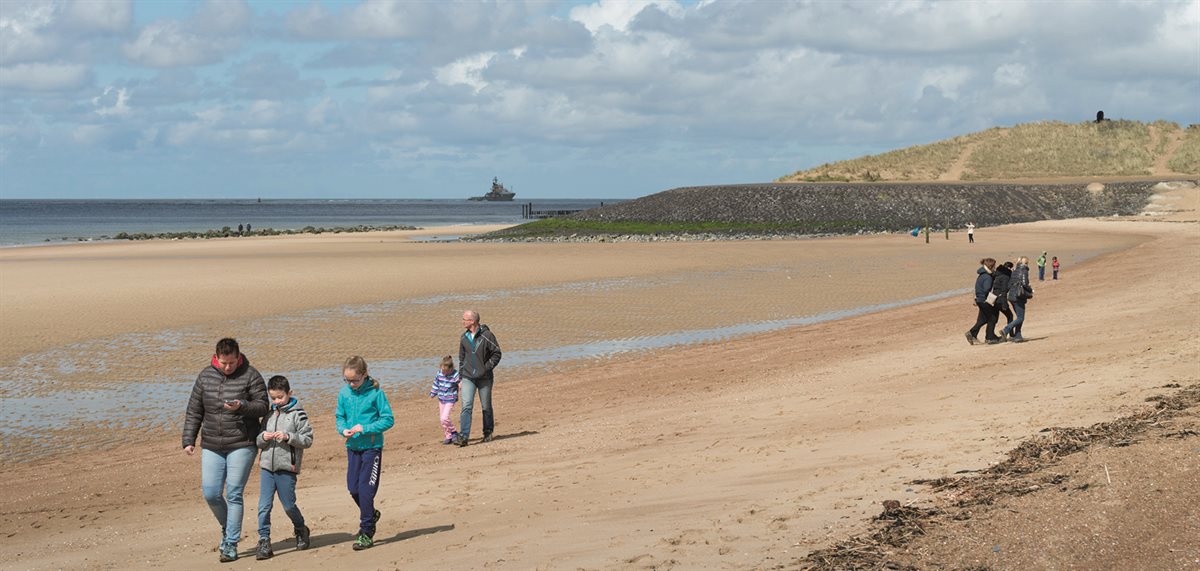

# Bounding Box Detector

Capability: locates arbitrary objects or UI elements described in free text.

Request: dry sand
[0,204,1197,569]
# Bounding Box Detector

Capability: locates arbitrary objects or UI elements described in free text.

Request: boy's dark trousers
[346,448,382,537]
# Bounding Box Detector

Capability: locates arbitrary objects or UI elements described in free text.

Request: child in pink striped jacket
[429,356,461,445]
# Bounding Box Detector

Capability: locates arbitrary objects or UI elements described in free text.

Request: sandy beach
[0,201,1197,568]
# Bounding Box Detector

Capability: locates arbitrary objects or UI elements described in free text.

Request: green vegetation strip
[484,218,862,238]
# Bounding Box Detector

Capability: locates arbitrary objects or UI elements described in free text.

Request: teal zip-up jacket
[335,376,394,451]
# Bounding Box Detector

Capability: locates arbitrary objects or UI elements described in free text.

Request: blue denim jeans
[458,376,494,439]
[258,469,305,540]
[1004,298,1027,338]
[201,446,256,546]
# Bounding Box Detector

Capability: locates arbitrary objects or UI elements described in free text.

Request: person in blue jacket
[966,258,999,345]
[335,356,394,551]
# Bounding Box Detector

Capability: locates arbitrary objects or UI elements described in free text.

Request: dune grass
[1167,126,1200,174]
[780,120,1189,182]
[778,136,971,182]
[962,120,1157,179]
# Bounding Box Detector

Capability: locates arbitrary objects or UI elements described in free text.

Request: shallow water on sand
[0,239,1131,463]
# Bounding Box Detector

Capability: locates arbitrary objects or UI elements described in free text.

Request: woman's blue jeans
[458,376,494,439]
[201,446,256,546]
[1004,298,1027,337]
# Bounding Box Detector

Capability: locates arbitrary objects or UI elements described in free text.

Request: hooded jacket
[335,376,394,451]
[182,355,270,452]
[257,397,314,473]
[459,324,502,382]
[1009,263,1033,302]
[991,265,1012,307]
[973,266,994,304]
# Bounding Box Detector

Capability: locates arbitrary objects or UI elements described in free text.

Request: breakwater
[482,181,1165,241]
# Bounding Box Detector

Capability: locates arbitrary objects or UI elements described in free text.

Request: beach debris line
[798,382,1199,570]
[110,224,420,241]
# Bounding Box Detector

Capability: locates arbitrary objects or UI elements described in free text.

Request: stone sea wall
[570,181,1156,230]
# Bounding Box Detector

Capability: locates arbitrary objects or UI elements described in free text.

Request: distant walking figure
[455,310,502,447]
[246,223,252,233]
[1036,251,1047,281]
[238,224,244,235]
[966,222,975,243]
[966,258,999,345]
[1052,256,1060,280]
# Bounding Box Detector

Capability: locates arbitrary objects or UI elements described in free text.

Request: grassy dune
[779,120,1200,182]
[1168,125,1200,174]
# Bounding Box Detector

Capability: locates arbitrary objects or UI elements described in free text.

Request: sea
[0,198,612,247]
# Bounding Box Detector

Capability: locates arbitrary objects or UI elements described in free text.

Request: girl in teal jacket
[335,356,394,550]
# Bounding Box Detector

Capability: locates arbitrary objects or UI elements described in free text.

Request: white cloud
[0,62,90,91]
[993,63,1028,88]
[918,67,974,100]
[435,52,496,92]
[122,0,249,68]
[0,2,59,65]
[62,0,132,33]
[92,86,131,116]
[569,0,684,33]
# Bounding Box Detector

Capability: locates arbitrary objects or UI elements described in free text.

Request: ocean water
[0,198,610,246]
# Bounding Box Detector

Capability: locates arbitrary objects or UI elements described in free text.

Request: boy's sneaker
[481,433,494,443]
[218,542,238,563]
[455,434,469,447]
[352,533,375,551]
[256,538,273,560]
[372,509,381,526]
[295,525,311,550]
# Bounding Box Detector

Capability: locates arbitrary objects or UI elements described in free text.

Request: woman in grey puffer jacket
[1001,257,1034,342]
[182,338,269,563]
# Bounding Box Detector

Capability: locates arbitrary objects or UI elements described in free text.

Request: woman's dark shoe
[295,526,311,550]
[965,332,978,345]
[481,433,494,443]
[256,538,273,560]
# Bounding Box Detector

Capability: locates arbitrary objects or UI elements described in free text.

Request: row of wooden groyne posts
[521,202,605,219]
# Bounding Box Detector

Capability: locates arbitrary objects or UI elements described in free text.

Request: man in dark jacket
[182,337,269,563]
[455,310,501,446]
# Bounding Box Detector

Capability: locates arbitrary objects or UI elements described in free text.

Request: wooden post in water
[924,223,930,244]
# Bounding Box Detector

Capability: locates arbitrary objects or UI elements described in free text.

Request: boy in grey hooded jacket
[254,375,314,559]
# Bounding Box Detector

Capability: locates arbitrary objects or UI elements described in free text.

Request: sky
[0,0,1197,200]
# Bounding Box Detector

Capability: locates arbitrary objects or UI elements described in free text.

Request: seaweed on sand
[798,384,1199,570]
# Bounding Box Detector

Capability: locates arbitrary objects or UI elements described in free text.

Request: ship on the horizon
[469,177,516,201]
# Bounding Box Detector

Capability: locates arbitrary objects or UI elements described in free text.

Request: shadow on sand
[375,524,456,546]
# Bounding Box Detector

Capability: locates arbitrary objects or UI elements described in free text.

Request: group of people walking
[181,310,501,563]
[966,256,1034,344]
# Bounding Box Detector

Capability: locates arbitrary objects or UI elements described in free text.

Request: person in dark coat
[989,261,1014,338]
[966,258,999,345]
[1001,257,1034,342]
[182,337,269,563]
[455,310,501,446]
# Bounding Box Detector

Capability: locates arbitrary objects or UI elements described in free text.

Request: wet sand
[0,212,1196,569]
